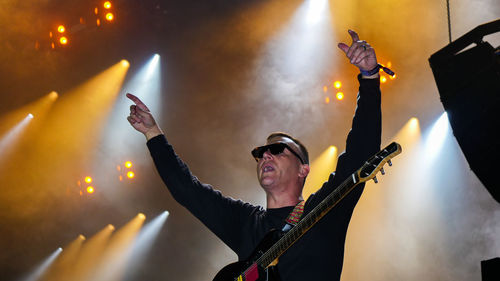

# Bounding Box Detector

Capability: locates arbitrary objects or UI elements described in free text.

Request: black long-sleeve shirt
[147,75,381,281]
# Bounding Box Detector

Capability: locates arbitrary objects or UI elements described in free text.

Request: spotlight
[85,176,92,183]
[104,1,112,9]
[324,96,330,104]
[127,171,135,179]
[27,113,34,119]
[121,60,130,67]
[105,13,114,21]
[49,91,58,100]
[333,81,342,89]
[380,75,387,83]
[59,36,68,45]
[125,161,132,168]
[86,186,94,194]
[137,213,146,220]
[336,92,344,100]
[57,25,65,33]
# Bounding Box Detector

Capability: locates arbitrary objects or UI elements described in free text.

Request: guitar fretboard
[256,174,358,267]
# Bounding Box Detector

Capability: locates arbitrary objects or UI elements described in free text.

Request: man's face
[256,136,306,191]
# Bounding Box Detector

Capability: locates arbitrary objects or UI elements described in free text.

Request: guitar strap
[281,200,305,232]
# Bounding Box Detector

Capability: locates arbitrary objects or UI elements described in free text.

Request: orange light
[96,18,101,26]
[121,60,129,67]
[390,74,397,80]
[333,81,341,89]
[86,186,94,194]
[59,36,68,45]
[105,12,114,21]
[116,165,121,171]
[127,171,135,179]
[49,31,53,38]
[94,7,99,15]
[119,175,123,181]
[104,1,112,9]
[125,161,132,168]
[387,61,392,68]
[336,92,344,100]
[324,97,330,104]
[57,25,65,33]
[323,86,327,92]
[51,42,55,49]
[380,75,387,83]
[85,176,92,183]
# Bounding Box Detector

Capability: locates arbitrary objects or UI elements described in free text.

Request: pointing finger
[348,29,360,43]
[337,43,349,54]
[126,93,150,112]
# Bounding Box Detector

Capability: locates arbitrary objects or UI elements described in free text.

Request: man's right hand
[126,93,163,140]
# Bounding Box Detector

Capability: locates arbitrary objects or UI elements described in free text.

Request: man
[127,30,382,281]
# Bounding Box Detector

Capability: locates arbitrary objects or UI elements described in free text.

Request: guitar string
[256,176,356,267]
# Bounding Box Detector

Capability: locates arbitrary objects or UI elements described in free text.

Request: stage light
[137,213,146,220]
[125,161,132,168]
[336,92,344,100]
[333,81,341,89]
[27,113,34,119]
[127,171,135,179]
[51,43,55,49]
[380,75,387,83]
[49,31,53,38]
[94,7,99,15]
[96,19,101,26]
[108,224,115,231]
[323,86,327,92]
[57,25,65,33]
[120,59,129,68]
[84,176,92,183]
[49,91,58,100]
[390,74,397,80]
[105,13,114,21]
[79,234,86,240]
[425,112,450,159]
[324,96,330,104]
[303,145,338,199]
[21,248,63,281]
[86,186,94,194]
[59,37,68,45]
[104,1,112,9]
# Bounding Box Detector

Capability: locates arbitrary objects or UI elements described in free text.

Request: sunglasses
[251,143,305,164]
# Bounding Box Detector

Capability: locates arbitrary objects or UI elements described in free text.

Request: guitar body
[213,230,283,281]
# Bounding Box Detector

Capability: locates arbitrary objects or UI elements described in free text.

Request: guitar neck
[256,174,359,268]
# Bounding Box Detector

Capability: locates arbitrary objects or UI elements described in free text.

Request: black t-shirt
[147,75,381,281]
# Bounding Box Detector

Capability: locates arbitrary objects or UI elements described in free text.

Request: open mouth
[262,164,275,173]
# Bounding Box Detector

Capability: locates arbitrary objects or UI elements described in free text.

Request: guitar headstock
[357,142,402,184]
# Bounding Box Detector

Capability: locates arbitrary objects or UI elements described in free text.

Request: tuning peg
[387,160,392,166]
[373,177,378,184]
[380,167,385,175]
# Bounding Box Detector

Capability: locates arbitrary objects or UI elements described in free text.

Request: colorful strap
[282,200,305,232]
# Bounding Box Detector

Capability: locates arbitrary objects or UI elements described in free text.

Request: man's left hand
[338,30,378,73]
